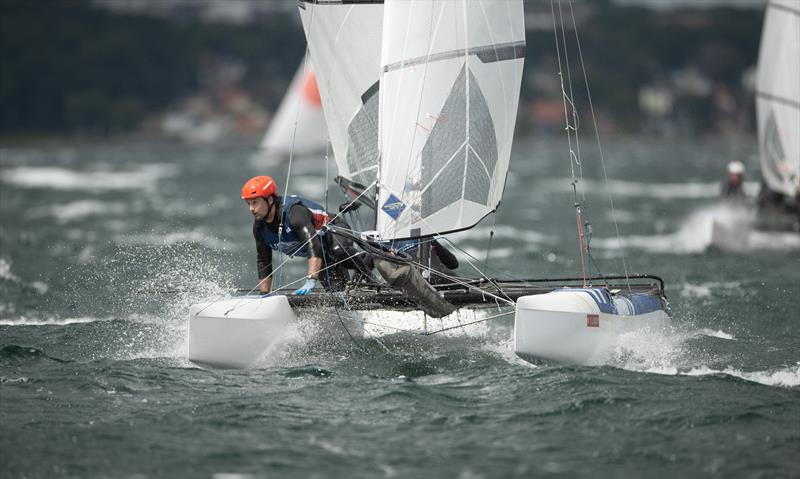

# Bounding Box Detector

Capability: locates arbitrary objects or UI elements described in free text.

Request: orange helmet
[241,176,278,200]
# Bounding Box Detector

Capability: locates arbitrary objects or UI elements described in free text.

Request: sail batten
[383,40,527,73]
[377,0,525,240]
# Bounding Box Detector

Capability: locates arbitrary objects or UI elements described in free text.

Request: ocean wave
[449,225,555,243]
[114,230,227,249]
[0,345,68,363]
[0,164,177,191]
[0,258,19,282]
[0,259,48,293]
[0,316,107,326]
[679,281,742,299]
[647,365,800,388]
[27,200,127,223]
[542,178,759,200]
[694,328,736,340]
[591,203,798,254]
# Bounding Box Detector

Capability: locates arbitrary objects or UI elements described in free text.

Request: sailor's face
[246,197,270,220]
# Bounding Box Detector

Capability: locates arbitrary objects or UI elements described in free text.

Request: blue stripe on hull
[554,287,663,316]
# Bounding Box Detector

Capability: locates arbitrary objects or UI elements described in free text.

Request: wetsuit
[253,196,364,290]
[722,180,744,198]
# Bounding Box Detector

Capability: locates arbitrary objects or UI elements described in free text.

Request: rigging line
[459,0,472,228]
[443,237,536,286]
[558,0,586,206]
[406,245,515,306]
[550,1,576,181]
[225,248,370,317]
[320,243,372,355]
[483,211,497,270]
[278,11,316,288]
[334,290,393,355]
[551,0,587,285]
[387,2,437,223]
[415,260,514,306]
[325,134,330,212]
[264,179,378,285]
[199,180,379,316]
[421,310,514,336]
[271,249,367,293]
[568,0,631,291]
[378,198,516,304]
[323,306,370,354]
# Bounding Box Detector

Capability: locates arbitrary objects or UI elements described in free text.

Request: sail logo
[382,194,406,220]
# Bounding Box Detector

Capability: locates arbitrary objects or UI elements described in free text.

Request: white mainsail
[259,56,327,158]
[297,0,384,187]
[756,0,800,199]
[377,0,526,240]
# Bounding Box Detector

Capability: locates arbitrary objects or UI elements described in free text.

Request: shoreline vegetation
[0,0,763,142]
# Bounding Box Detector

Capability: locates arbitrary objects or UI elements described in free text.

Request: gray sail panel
[422,144,467,218]
[763,111,786,182]
[465,149,491,205]
[420,65,497,218]
[346,88,380,185]
[465,68,498,204]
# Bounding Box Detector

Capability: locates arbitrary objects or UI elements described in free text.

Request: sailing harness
[258,195,329,258]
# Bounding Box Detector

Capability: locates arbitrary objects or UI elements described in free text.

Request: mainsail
[260,56,327,157]
[377,0,526,240]
[297,0,384,187]
[756,0,800,199]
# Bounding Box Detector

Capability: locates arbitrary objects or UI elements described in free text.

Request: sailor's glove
[294,277,317,295]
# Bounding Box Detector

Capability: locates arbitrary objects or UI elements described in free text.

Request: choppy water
[1,137,798,478]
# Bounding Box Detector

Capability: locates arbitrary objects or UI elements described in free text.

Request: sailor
[242,175,359,295]
[721,161,745,198]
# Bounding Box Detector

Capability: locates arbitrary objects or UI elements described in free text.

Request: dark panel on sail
[346,87,380,186]
[420,65,497,218]
[764,110,786,182]
[465,69,497,204]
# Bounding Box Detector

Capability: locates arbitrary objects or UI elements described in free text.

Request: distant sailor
[242,175,359,295]
[721,161,745,198]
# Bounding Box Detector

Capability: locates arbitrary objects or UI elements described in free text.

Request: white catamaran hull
[188,295,296,368]
[514,290,671,365]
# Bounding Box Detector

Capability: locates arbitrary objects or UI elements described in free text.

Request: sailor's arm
[254,223,273,293]
[258,276,272,294]
[288,204,323,280]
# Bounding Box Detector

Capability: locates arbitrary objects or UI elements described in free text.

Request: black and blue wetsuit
[253,195,366,290]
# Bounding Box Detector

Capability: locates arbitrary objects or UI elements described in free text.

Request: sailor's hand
[294,277,317,295]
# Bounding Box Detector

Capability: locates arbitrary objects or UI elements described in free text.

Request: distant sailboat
[755,0,800,231]
[258,56,328,161]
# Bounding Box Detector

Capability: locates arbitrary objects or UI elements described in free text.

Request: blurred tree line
[0,0,763,138]
[0,0,304,137]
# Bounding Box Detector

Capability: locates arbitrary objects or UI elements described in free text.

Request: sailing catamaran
[188,0,672,368]
[259,56,328,162]
[754,0,799,232]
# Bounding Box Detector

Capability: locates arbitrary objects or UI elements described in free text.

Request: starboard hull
[514,289,671,365]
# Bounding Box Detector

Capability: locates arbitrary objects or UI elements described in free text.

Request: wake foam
[607,325,797,388]
[592,202,798,253]
[647,365,800,388]
[0,316,105,326]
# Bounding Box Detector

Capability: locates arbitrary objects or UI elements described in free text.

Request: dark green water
[1,137,798,478]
